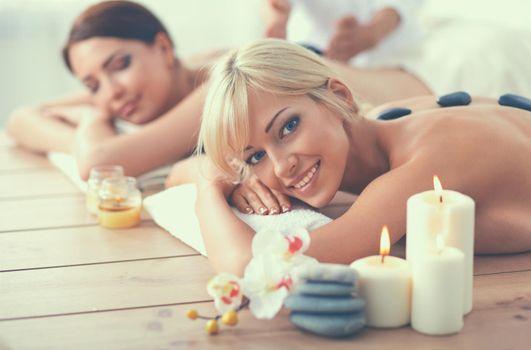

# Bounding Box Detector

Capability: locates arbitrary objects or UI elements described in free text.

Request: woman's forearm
[368,7,401,43]
[196,184,255,276]
[6,107,76,154]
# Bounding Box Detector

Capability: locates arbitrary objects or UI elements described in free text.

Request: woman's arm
[166,157,293,216]
[306,159,448,263]
[367,7,401,45]
[196,184,255,276]
[166,155,255,276]
[197,161,433,274]
[75,84,207,180]
[325,8,400,62]
[6,94,93,153]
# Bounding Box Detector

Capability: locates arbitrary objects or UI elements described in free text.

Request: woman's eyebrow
[244,106,291,151]
[265,106,289,133]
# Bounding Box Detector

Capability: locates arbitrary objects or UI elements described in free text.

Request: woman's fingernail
[259,207,268,215]
[269,207,279,215]
[245,207,254,214]
[282,206,290,213]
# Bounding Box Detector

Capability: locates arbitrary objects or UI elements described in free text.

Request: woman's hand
[326,8,400,63]
[230,174,291,215]
[262,0,291,38]
[325,16,377,62]
[167,157,291,215]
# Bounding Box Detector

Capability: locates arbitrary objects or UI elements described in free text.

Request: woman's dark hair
[62,0,173,72]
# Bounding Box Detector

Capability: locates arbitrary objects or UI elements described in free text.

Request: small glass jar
[86,165,124,215]
[98,176,142,229]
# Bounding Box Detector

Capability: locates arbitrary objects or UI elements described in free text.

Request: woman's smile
[117,94,141,118]
[289,160,320,193]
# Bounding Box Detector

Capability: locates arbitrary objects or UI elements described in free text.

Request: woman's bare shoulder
[182,49,229,70]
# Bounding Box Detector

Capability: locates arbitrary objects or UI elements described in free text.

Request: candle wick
[380,254,386,264]
[439,195,443,204]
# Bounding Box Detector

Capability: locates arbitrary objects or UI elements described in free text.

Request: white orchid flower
[242,254,294,319]
[252,227,311,261]
[206,272,243,314]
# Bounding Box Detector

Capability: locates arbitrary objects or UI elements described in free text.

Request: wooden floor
[1,132,530,350]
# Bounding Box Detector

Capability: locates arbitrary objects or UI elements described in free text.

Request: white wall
[0,0,263,126]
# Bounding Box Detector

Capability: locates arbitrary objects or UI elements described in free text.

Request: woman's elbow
[6,107,31,141]
[211,254,250,278]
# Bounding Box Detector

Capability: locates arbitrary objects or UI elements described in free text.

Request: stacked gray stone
[284,263,366,337]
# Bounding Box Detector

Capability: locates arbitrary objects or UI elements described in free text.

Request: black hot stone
[377,107,412,120]
[498,93,531,112]
[436,91,472,107]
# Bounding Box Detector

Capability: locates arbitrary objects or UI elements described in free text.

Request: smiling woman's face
[69,36,174,124]
[243,89,351,208]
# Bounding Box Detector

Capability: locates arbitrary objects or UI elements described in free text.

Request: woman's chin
[304,190,338,209]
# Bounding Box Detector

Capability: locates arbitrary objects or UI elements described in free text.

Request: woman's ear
[154,32,175,68]
[327,78,355,109]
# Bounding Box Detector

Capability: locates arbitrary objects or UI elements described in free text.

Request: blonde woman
[169,39,531,275]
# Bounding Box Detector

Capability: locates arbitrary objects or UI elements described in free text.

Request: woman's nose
[100,78,126,105]
[108,79,126,100]
[272,152,298,179]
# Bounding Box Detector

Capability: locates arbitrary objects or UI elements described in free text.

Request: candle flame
[380,225,391,262]
[436,234,445,254]
[433,175,444,203]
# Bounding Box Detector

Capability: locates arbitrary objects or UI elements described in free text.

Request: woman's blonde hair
[198,38,365,182]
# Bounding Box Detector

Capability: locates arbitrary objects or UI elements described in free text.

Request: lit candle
[406,176,475,314]
[350,226,411,328]
[86,165,124,215]
[411,234,465,335]
[98,176,142,229]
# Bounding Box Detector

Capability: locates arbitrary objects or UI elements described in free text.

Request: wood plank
[0,270,529,350]
[2,222,527,276]
[0,196,151,232]
[0,168,81,199]
[475,251,531,275]
[0,255,213,320]
[0,222,197,271]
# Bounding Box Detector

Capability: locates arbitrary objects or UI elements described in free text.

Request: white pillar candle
[406,176,475,314]
[350,226,411,328]
[411,235,465,335]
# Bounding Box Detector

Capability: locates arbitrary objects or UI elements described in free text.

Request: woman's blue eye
[281,116,299,137]
[247,150,266,165]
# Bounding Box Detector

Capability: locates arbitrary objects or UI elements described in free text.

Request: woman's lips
[290,161,320,194]
[118,97,139,118]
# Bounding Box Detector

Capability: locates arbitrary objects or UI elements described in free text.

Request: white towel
[47,152,173,193]
[143,184,357,256]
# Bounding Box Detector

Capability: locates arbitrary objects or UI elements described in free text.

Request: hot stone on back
[437,91,472,107]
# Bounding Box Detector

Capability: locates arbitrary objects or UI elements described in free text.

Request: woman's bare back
[389,102,531,254]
